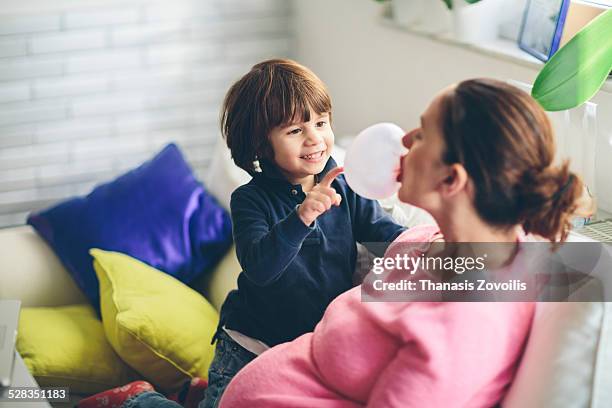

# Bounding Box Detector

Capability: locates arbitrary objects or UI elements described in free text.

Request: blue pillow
[28,143,232,312]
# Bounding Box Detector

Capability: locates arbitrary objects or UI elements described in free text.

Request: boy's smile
[300,150,325,162]
[268,112,334,187]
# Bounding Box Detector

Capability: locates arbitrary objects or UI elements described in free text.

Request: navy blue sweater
[217,157,406,347]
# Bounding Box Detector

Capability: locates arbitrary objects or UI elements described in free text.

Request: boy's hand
[298,167,344,226]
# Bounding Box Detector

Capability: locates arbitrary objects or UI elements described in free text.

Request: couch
[1,140,611,407]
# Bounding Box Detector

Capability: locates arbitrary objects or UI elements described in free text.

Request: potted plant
[385,0,424,27]
[382,0,452,33]
[532,9,612,111]
[531,10,611,223]
[380,0,499,40]
[442,0,505,43]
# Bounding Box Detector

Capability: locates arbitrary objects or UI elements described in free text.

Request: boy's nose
[304,129,323,145]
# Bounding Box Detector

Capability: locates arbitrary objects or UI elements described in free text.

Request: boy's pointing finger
[320,166,344,188]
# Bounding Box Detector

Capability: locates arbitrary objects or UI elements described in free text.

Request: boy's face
[268,112,334,184]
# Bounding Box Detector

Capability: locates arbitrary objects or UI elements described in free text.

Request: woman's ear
[440,163,469,198]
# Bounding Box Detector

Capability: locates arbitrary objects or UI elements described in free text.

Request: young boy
[203,58,406,407]
[77,59,406,408]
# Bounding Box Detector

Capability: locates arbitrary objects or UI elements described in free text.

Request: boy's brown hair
[220,59,332,174]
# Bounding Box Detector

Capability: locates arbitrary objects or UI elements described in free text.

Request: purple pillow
[28,143,232,312]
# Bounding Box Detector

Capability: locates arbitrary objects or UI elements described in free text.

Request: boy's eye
[287,128,302,135]
[315,121,327,128]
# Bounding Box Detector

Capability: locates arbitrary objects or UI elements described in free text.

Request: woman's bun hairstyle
[440,79,583,242]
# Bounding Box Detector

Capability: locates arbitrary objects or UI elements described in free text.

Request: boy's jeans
[123,330,256,408]
[199,330,257,407]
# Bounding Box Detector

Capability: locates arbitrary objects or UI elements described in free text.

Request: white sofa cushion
[0,226,86,307]
[204,140,251,212]
[502,301,612,408]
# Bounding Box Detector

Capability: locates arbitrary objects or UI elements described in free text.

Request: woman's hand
[298,167,343,226]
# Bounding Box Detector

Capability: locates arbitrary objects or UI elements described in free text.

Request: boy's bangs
[271,82,331,128]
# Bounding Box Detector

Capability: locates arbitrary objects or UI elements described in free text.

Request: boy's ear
[440,164,469,198]
[259,141,275,159]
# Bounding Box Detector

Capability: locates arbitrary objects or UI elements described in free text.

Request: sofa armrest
[190,245,241,312]
[0,225,86,307]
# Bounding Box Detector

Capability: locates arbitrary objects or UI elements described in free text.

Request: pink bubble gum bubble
[344,122,407,200]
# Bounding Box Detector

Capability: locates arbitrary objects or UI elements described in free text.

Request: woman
[218,79,582,408]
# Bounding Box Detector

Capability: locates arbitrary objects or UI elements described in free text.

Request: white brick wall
[0,57,64,81]
[64,7,141,29]
[0,14,61,36]
[0,39,28,58]
[30,29,107,54]
[0,0,294,227]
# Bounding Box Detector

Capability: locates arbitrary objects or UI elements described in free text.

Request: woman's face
[397,90,452,211]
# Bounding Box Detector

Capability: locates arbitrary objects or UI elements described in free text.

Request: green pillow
[16,304,138,394]
[91,249,219,393]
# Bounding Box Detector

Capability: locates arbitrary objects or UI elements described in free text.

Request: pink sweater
[220,225,535,408]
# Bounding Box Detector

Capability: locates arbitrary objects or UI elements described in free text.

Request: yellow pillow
[91,249,219,393]
[16,304,138,394]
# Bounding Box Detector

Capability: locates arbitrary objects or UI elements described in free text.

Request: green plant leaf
[442,0,482,10]
[532,9,612,111]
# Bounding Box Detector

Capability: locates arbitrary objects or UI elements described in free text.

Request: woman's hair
[439,78,582,242]
[220,58,332,174]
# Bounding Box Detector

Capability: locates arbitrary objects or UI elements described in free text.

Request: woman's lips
[396,156,405,182]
